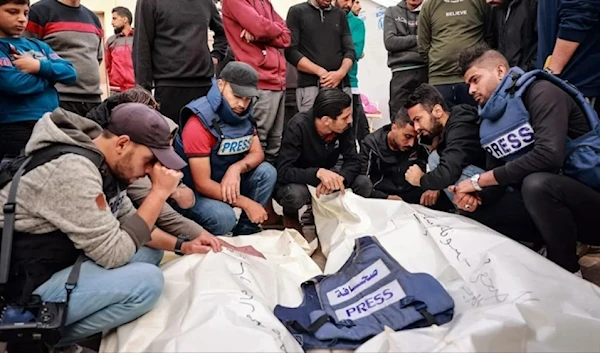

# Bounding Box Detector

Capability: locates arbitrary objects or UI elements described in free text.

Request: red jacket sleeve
[222,0,288,43]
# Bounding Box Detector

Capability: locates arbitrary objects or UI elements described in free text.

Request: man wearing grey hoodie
[0,103,186,350]
[383,0,427,118]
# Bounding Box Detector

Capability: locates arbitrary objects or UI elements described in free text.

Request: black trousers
[284,88,299,125]
[275,176,372,217]
[389,67,428,118]
[59,101,100,118]
[521,173,600,272]
[352,94,370,142]
[463,189,542,246]
[155,86,211,126]
[434,83,477,108]
[0,121,37,160]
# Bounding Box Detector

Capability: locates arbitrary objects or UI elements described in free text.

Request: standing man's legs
[253,90,285,164]
[155,86,211,126]
[59,101,101,117]
[434,83,477,108]
[284,88,299,124]
[297,86,352,112]
[352,94,370,142]
[389,67,428,118]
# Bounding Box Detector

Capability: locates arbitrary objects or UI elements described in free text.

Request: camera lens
[41,314,53,322]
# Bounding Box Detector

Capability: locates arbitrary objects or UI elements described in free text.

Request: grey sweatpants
[254,90,285,164]
[296,86,352,112]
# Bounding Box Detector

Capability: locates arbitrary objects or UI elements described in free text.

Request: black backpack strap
[1,145,103,301]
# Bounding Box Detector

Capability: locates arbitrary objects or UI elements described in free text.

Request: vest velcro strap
[417,307,438,326]
[287,313,332,334]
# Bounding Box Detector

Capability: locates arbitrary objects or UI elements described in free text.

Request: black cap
[219,61,259,98]
[107,103,187,170]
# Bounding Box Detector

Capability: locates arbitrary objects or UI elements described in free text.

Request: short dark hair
[313,88,352,120]
[0,0,29,6]
[117,86,159,109]
[457,43,509,77]
[392,107,413,127]
[112,6,132,25]
[406,83,448,113]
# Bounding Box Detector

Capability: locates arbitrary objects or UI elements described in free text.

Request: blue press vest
[175,84,255,184]
[479,67,600,189]
[274,236,454,350]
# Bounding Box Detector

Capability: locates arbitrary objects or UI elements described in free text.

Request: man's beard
[114,26,124,35]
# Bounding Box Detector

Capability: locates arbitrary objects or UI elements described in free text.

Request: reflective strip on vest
[274,236,454,350]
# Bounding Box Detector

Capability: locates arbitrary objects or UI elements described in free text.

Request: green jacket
[418,0,492,85]
[347,12,365,89]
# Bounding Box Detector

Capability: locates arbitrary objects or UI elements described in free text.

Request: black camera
[0,295,65,345]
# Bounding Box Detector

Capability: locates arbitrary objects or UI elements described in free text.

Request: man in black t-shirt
[453,45,600,277]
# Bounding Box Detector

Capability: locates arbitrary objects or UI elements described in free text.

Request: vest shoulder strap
[180,97,219,132]
[514,69,599,130]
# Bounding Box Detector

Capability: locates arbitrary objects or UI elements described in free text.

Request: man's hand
[242,199,268,224]
[12,54,40,74]
[181,231,223,255]
[316,169,345,194]
[454,178,477,194]
[316,182,334,198]
[240,29,255,43]
[150,163,184,198]
[420,190,439,206]
[320,70,344,88]
[170,185,195,209]
[221,165,242,204]
[387,195,402,201]
[448,185,481,213]
[405,165,424,187]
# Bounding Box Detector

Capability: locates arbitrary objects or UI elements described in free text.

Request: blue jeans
[33,247,164,346]
[428,151,484,203]
[180,162,277,236]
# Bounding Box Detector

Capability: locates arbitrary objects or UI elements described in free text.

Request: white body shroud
[101,188,600,352]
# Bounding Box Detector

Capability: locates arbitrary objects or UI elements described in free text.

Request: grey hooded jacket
[383,1,425,71]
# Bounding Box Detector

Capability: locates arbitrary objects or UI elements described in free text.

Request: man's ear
[432,104,444,118]
[497,64,508,79]
[217,79,225,91]
[115,135,131,154]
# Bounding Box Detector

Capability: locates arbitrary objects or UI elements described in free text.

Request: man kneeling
[176,62,277,236]
[0,103,186,351]
[359,107,453,210]
[275,88,371,234]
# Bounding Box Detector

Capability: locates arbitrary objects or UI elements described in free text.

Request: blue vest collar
[479,67,526,122]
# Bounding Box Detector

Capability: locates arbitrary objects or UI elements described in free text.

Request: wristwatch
[470,174,483,192]
[174,234,190,256]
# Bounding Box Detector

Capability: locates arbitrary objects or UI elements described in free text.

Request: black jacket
[491,0,538,71]
[360,125,428,199]
[276,110,360,187]
[421,105,487,190]
[285,2,355,88]
[133,0,228,90]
